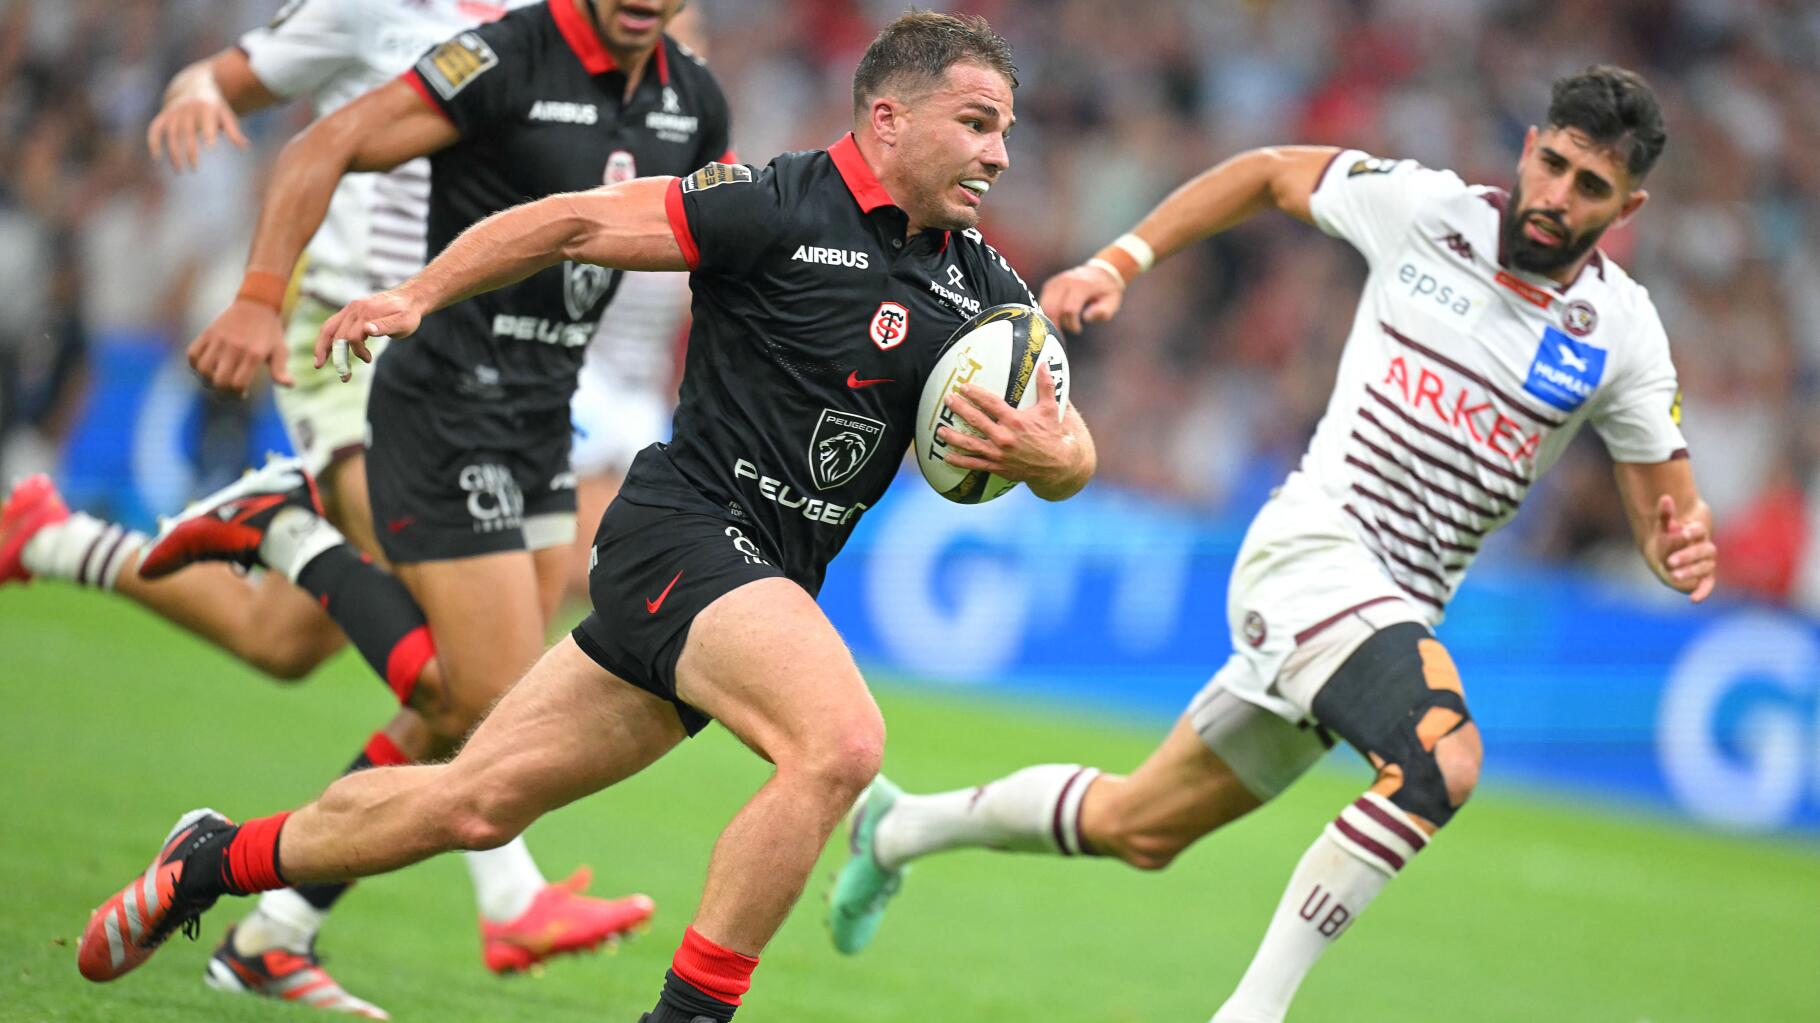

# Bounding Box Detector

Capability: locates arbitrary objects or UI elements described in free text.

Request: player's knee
[1378,734,1478,832]
[236,622,333,682]
[444,777,531,851]
[793,717,885,799]
[245,645,318,683]
[1435,722,1483,811]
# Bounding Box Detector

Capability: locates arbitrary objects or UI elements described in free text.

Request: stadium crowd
[3,0,1816,605]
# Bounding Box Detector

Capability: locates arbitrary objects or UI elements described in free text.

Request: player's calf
[140,457,441,707]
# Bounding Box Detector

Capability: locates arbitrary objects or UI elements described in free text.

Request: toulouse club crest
[869,301,909,350]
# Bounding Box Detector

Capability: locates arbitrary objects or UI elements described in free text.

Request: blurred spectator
[4,0,1817,610]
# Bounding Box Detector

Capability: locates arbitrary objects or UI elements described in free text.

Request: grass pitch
[3,583,1817,1022]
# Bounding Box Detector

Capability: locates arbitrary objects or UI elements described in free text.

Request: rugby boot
[0,474,69,584]
[139,455,323,579]
[480,870,655,973]
[78,808,234,982]
[204,925,390,1018]
[826,775,906,955]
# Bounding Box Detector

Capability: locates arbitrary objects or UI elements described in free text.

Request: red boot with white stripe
[205,924,389,1019]
[77,809,233,982]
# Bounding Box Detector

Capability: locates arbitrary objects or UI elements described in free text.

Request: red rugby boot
[479,870,655,974]
[78,809,234,982]
[139,456,323,580]
[204,925,390,1018]
[0,474,69,584]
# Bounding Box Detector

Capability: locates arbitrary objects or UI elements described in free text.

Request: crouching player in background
[828,65,1718,1023]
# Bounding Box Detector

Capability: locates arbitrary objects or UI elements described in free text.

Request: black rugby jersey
[617,134,1040,592]
[393,0,729,418]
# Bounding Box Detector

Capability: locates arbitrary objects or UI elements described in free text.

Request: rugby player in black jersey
[79,0,734,987]
[78,12,1096,1022]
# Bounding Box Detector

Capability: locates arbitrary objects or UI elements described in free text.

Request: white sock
[259,506,345,583]
[465,837,547,922]
[1211,793,1429,1023]
[873,764,1101,871]
[22,513,146,589]
[235,889,328,954]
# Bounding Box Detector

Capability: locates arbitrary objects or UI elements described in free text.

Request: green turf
[3,582,1817,1022]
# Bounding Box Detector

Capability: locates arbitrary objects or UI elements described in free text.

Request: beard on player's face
[1502,180,1609,275]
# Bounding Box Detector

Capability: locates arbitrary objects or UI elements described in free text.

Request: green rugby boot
[826,776,907,955]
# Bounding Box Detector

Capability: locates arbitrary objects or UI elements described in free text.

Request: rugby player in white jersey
[0,2,664,1015]
[828,65,1719,1021]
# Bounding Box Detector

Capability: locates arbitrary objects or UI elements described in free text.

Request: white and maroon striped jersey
[239,0,535,305]
[1276,149,1687,619]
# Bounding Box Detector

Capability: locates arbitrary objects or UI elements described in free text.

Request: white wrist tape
[1085,258,1128,288]
[1111,233,1155,273]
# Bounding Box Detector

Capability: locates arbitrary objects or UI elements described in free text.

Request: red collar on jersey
[550,0,670,84]
[830,133,897,213]
[828,132,952,251]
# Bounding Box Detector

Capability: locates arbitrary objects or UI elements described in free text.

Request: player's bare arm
[936,363,1097,501]
[189,79,458,396]
[147,48,283,174]
[1613,457,1717,602]
[316,176,687,378]
[1040,145,1338,333]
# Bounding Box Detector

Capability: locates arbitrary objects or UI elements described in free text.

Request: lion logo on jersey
[819,433,869,484]
[808,409,887,490]
[563,260,614,320]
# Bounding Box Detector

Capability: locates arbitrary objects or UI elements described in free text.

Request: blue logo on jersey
[1523,326,1606,412]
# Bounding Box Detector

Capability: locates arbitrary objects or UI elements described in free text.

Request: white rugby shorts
[1186,475,1429,797]
[273,293,389,477]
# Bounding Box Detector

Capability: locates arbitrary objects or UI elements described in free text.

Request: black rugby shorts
[571,498,786,735]
[365,365,576,564]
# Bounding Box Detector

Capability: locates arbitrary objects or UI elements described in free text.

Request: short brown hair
[1547,65,1667,181]
[852,10,1018,116]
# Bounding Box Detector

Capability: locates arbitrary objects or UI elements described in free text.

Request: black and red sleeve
[664,158,785,275]
[398,14,529,135]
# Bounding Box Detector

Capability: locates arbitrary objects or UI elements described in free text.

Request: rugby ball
[915,303,1070,504]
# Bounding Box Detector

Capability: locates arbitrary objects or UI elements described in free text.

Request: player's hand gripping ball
[915,303,1070,504]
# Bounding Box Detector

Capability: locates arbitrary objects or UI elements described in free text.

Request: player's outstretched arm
[148,48,282,174]
[316,177,688,379]
[936,363,1097,501]
[1614,458,1718,602]
[1039,146,1338,333]
[188,80,458,395]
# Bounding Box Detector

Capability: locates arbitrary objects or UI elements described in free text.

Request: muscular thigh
[398,550,546,713]
[444,635,686,817]
[674,577,880,764]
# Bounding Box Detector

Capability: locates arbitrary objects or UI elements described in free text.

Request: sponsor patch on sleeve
[681,162,752,193]
[1523,326,1607,412]
[1670,387,1682,426]
[1347,156,1404,177]
[418,32,499,100]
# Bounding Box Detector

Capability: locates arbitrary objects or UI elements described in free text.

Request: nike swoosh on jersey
[846,371,894,389]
